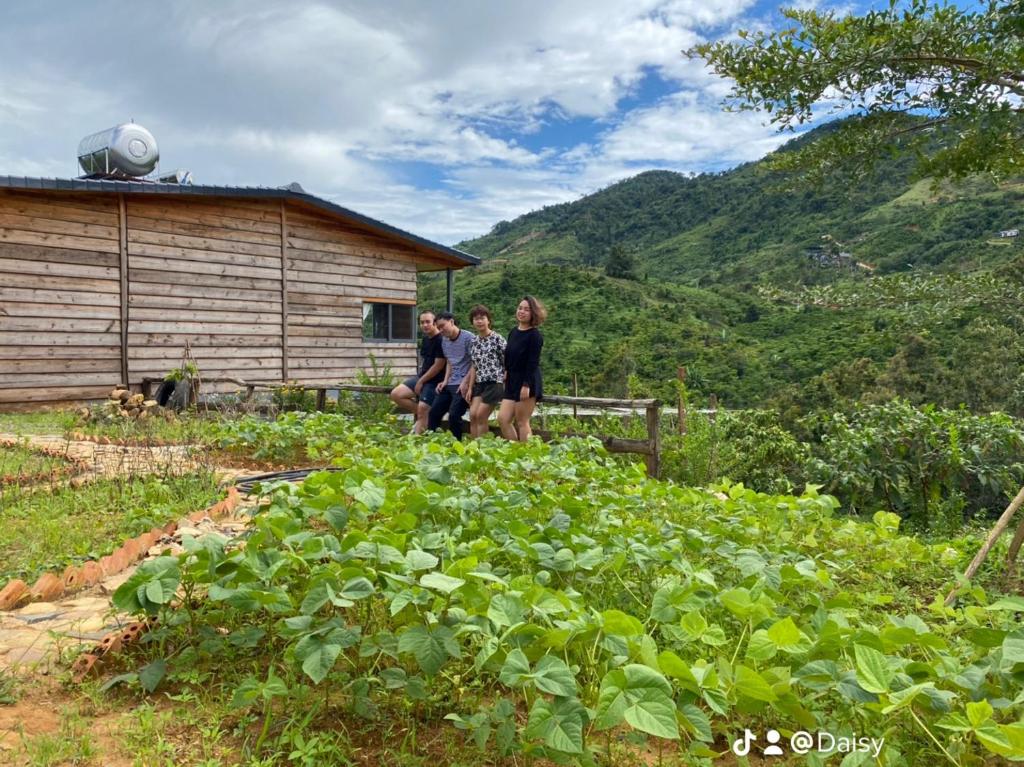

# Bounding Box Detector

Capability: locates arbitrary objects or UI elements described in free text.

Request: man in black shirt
[390,310,445,433]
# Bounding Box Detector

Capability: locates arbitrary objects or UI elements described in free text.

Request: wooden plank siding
[284,206,417,383]
[125,197,285,386]
[0,191,122,404]
[0,190,429,405]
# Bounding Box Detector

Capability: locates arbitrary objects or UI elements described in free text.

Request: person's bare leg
[476,402,495,437]
[498,400,519,440]
[468,397,484,439]
[390,384,418,415]
[514,398,536,441]
[414,401,430,434]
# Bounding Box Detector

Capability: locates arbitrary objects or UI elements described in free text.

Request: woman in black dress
[498,295,546,441]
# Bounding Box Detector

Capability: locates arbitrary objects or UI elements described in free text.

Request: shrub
[803,400,1024,531]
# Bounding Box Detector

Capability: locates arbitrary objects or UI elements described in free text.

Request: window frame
[361,300,417,344]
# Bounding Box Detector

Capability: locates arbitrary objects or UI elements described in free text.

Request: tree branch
[892,55,1024,96]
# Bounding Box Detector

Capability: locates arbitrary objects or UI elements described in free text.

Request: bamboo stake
[677,366,687,435]
[1006,514,1024,573]
[945,485,1024,605]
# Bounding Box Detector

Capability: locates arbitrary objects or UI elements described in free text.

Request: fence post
[677,366,687,435]
[645,399,661,478]
[572,373,579,420]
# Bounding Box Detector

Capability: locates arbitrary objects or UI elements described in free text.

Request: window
[362,302,415,342]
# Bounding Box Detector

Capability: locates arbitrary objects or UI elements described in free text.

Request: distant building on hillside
[805,247,855,269]
[998,228,1019,238]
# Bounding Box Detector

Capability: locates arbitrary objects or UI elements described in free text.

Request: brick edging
[0,486,241,611]
[71,615,159,682]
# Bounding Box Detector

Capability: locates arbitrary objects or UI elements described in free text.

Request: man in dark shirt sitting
[390,310,445,434]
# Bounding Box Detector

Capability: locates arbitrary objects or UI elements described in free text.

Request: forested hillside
[422,123,1024,416]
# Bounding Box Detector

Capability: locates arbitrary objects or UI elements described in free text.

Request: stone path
[0,432,207,480]
[0,432,257,673]
[0,512,252,673]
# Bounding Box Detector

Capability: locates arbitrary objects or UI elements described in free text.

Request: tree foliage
[690,0,1024,181]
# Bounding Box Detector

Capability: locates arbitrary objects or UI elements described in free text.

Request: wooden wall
[0,189,430,406]
[0,191,123,404]
[125,197,285,388]
[285,205,418,384]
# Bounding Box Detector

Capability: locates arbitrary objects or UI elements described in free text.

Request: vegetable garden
[2,407,1023,765]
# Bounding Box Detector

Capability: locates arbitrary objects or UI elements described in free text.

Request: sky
[0,1,866,245]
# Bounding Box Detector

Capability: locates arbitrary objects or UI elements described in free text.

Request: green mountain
[421,124,1024,417]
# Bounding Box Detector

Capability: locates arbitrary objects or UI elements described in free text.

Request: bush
[661,410,807,493]
[802,400,1024,531]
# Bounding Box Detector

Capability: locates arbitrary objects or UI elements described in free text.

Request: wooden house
[0,176,478,407]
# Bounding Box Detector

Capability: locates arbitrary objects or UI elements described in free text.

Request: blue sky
[0,0,876,244]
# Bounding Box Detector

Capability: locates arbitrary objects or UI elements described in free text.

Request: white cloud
[0,0,805,243]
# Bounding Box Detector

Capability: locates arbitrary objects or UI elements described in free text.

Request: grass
[69,410,224,445]
[0,472,221,584]
[0,411,76,436]
[0,443,77,485]
[17,707,98,767]
[0,408,226,446]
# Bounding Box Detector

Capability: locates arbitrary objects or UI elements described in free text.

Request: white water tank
[77,123,159,177]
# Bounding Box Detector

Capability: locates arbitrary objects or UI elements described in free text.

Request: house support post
[118,194,129,388]
[279,202,290,382]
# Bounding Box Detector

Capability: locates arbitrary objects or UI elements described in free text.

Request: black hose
[235,466,343,494]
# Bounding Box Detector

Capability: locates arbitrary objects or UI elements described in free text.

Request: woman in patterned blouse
[465,304,507,438]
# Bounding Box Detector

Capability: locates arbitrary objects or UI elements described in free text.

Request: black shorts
[503,371,543,402]
[402,376,439,406]
[472,381,504,406]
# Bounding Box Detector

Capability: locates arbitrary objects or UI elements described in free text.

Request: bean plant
[116,423,1024,764]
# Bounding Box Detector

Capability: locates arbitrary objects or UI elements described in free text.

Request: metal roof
[0,175,479,268]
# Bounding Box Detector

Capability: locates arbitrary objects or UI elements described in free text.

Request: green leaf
[718,588,753,619]
[300,579,332,615]
[498,649,531,687]
[533,656,577,697]
[419,572,466,594]
[966,699,994,728]
[881,682,933,714]
[679,704,713,742]
[680,611,708,639]
[985,597,1024,612]
[112,557,180,615]
[734,665,777,703]
[138,659,166,694]
[229,677,261,710]
[999,634,1024,673]
[352,480,385,511]
[974,722,1019,759]
[525,697,586,754]
[594,665,679,740]
[295,627,359,684]
[487,593,525,628]
[398,624,459,676]
[766,617,810,653]
[745,629,778,662]
[602,609,643,637]
[853,644,893,694]
[262,674,289,699]
[338,576,375,601]
[405,549,439,571]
